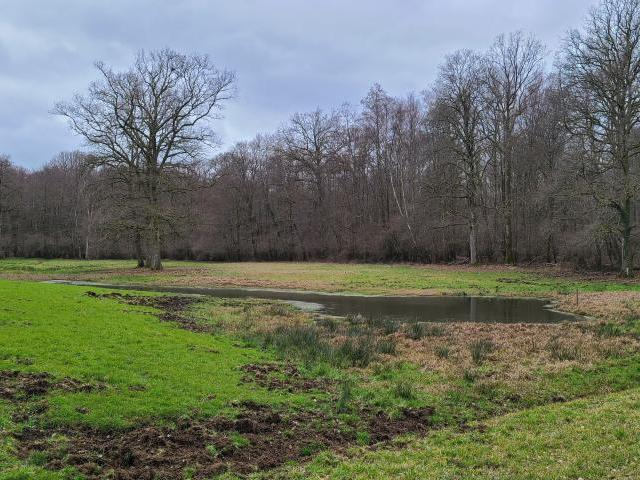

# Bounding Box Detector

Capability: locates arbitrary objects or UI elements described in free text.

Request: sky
[1,0,598,168]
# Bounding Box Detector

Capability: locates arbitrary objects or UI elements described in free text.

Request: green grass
[276,387,640,479]
[0,280,318,429]
[0,279,333,478]
[1,258,639,296]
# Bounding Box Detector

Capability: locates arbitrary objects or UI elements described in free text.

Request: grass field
[2,258,640,296]
[0,259,639,478]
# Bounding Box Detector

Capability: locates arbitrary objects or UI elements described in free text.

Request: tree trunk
[84,208,92,260]
[148,222,163,271]
[620,200,632,277]
[504,209,514,264]
[148,242,162,270]
[134,231,145,268]
[469,212,478,265]
[146,178,163,271]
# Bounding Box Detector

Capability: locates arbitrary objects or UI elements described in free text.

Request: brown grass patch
[395,321,640,382]
[554,291,640,321]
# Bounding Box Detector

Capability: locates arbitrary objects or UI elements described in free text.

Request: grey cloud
[0,0,598,167]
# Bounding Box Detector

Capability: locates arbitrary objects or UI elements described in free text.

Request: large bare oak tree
[55,49,235,270]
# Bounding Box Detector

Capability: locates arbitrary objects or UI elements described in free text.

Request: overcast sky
[1,0,598,168]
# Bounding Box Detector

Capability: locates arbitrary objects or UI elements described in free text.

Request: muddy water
[48,281,577,324]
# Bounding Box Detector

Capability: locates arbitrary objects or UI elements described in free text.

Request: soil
[86,291,209,332]
[0,370,106,401]
[240,362,334,393]
[17,402,434,479]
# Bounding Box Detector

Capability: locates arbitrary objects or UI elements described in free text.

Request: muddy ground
[17,402,433,479]
[86,291,209,332]
[240,362,334,393]
[0,370,106,401]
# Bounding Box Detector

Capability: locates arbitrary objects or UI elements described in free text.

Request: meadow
[0,259,639,478]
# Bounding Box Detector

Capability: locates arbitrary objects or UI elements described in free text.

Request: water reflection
[50,280,578,324]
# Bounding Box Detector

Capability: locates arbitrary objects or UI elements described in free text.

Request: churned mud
[86,291,208,332]
[17,402,434,479]
[241,362,334,393]
[0,370,106,401]
[1,370,108,423]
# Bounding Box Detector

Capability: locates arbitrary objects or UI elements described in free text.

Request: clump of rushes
[376,337,397,355]
[470,339,495,364]
[595,322,625,338]
[338,336,377,367]
[346,313,367,324]
[259,322,379,367]
[347,323,374,338]
[316,317,340,333]
[463,368,478,383]
[435,345,450,359]
[393,379,416,400]
[265,303,291,317]
[337,379,353,412]
[381,318,400,335]
[423,324,446,337]
[406,322,427,340]
[546,336,580,361]
[260,324,330,364]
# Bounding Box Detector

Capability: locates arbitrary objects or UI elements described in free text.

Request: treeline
[1,0,639,272]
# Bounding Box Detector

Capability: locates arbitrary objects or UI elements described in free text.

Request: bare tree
[48,151,100,259]
[562,0,640,276]
[55,49,235,270]
[277,109,346,255]
[387,94,424,250]
[361,85,394,226]
[485,32,544,263]
[432,50,488,264]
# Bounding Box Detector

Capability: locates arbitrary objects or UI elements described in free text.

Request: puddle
[48,281,577,324]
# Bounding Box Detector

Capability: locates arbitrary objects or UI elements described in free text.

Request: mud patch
[241,362,333,393]
[86,291,207,332]
[365,406,434,442]
[0,370,106,401]
[17,403,433,479]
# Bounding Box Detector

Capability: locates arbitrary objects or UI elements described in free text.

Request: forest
[0,0,639,273]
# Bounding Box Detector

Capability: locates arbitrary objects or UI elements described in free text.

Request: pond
[48,280,578,324]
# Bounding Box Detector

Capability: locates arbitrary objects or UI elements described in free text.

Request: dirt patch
[241,363,334,393]
[86,291,208,332]
[0,370,106,401]
[17,403,434,479]
[365,406,434,443]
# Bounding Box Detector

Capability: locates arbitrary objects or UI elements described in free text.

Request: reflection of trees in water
[469,297,477,323]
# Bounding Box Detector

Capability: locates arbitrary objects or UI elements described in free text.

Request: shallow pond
[49,280,577,324]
